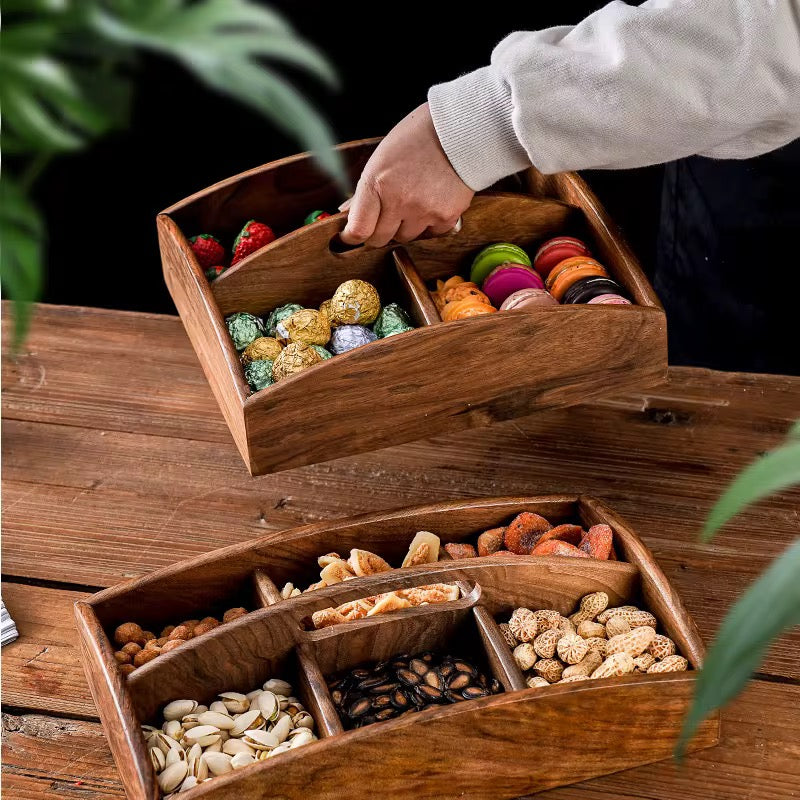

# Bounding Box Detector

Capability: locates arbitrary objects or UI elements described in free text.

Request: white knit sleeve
[428,0,800,189]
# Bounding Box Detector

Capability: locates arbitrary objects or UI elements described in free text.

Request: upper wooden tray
[158,140,667,476]
[75,495,719,800]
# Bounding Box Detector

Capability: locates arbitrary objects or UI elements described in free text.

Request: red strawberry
[189,234,226,268]
[232,220,275,265]
[205,265,226,282]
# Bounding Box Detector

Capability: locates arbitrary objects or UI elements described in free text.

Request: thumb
[340,182,380,245]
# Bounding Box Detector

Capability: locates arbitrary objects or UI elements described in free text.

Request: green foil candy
[311,345,333,360]
[265,303,303,337]
[226,312,265,351]
[373,303,414,338]
[244,359,274,391]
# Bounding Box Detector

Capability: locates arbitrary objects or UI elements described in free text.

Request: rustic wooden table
[2,303,799,799]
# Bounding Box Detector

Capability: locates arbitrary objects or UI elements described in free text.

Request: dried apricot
[532,524,583,547]
[530,540,590,558]
[476,528,505,557]
[503,513,552,554]
[443,542,477,559]
[579,524,614,560]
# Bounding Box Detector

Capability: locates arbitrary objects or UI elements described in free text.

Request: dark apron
[655,139,800,375]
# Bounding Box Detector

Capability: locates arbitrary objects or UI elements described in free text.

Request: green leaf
[676,538,800,757]
[702,435,800,541]
[88,0,345,186]
[0,176,44,347]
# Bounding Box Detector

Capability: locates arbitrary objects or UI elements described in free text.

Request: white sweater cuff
[428,66,532,191]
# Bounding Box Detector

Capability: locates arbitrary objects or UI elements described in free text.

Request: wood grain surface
[2,303,799,800]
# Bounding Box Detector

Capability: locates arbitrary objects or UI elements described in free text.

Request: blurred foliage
[677,420,800,756]
[1,0,342,347]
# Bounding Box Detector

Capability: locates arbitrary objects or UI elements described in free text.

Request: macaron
[562,276,627,305]
[533,236,592,278]
[500,288,559,311]
[482,263,545,306]
[546,256,609,302]
[587,294,632,305]
[470,243,531,285]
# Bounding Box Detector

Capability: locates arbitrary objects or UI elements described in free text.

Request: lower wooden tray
[75,496,719,800]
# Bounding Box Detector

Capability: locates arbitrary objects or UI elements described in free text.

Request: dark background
[35,1,664,314]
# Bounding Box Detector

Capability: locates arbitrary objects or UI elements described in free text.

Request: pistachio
[263,678,292,696]
[265,742,292,758]
[185,743,202,764]
[245,689,263,701]
[157,762,188,794]
[154,733,181,755]
[289,729,315,748]
[188,754,208,781]
[253,691,279,720]
[178,776,198,793]
[208,701,229,715]
[165,747,186,767]
[230,752,255,769]
[195,705,208,714]
[150,747,166,773]
[218,691,249,714]
[270,714,292,743]
[162,720,184,741]
[241,729,279,751]
[198,711,236,730]
[180,714,201,731]
[202,751,233,776]
[230,709,265,737]
[163,700,198,722]
[222,738,255,756]
[182,725,221,748]
[204,739,223,753]
[292,711,314,730]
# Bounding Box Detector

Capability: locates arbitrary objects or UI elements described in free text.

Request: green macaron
[470,243,532,285]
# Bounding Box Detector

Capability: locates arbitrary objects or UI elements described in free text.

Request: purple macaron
[482,263,545,306]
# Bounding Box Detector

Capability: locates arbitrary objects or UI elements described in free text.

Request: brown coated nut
[476,528,505,557]
[114,651,132,665]
[119,664,136,676]
[156,637,169,646]
[168,625,193,641]
[141,631,156,642]
[121,642,142,656]
[133,648,160,667]
[160,625,176,638]
[113,622,144,646]
[161,639,185,653]
[193,620,219,636]
[443,543,477,559]
[144,639,162,651]
[223,608,248,623]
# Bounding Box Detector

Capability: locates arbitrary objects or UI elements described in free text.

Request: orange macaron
[545,256,609,301]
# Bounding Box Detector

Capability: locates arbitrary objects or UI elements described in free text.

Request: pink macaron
[533,236,592,279]
[500,288,559,311]
[482,263,545,306]
[587,294,631,305]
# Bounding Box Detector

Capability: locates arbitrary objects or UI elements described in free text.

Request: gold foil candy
[272,342,323,382]
[330,279,381,325]
[280,309,331,346]
[241,337,283,364]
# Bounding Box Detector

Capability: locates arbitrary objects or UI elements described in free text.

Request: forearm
[429,0,800,188]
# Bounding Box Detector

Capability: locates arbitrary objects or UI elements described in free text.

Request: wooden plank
[1,583,95,719]
[3,680,798,800]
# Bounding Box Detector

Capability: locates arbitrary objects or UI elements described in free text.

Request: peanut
[577,620,606,639]
[605,615,631,638]
[498,622,519,649]
[559,675,590,684]
[533,609,562,631]
[557,633,589,665]
[597,605,638,624]
[569,592,609,626]
[513,643,537,672]
[533,629,561,659]
[525,676,550,689]
[633,653,656,672]
[534,658,564,683]
[583,637,608,658]
[591,652,635,679]
[508,608,538,643]
[562,649,603,680]
[606,626,657,658]
[647,655,688,673]
[648,634,677,660]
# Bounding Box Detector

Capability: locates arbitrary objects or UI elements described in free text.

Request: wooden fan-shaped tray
[76,496,719,800]
[158,139,667,475]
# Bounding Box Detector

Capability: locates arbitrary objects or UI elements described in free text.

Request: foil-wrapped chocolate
[226,312,265,351]
[277,309,331,346]
[329,324,377,355]
[264,303,303,337]
[373,303,414,338]
[272,342,323,382]
[319,299,335,327]
[311,345,333,360]
[330,280,381,325]
[241,336,283,365]
[244,359,275,391]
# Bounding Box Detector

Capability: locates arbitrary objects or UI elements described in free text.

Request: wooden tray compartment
[158,140,667,475]
[76,496,718,800]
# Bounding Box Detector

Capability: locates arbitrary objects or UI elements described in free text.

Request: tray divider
[472,604,527,692]
[393,248,442,326]
[295,642,345,737]
[253,568,282,606]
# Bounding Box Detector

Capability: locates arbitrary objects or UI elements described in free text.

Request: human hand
[340,102,475,247]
